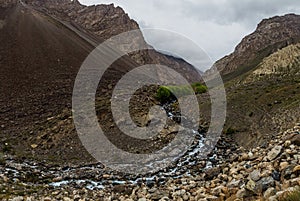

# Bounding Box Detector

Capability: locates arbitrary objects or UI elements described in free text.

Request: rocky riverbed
[0,123,299,201]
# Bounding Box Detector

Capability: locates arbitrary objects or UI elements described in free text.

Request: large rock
[246,177,275,194]
[11,197,24,201]
[292,165,300,174]
[281,165,296,180]
[267,146,282,161]
[204,167,221,180]
[279,162,289,171]
[291,135,300,146]
[257,176,275,192]
[249,170,261,181]
[151,190,169,200]
[263,187,276,199]
[236,188,252,198]
[227,179,241,188]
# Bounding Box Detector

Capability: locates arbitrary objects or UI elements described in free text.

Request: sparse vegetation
[156,86,173,102]
[191,82,208,94]
[278,187,300,201]
[224,127,238,135]
[156,82,207,102]
[0,152,5,165]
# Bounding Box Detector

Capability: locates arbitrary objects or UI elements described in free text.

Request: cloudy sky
[80,0,300,70]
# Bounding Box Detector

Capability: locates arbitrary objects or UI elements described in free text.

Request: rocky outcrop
[27,0,140,40]
[244,43,300,83]
[208,14,300,79]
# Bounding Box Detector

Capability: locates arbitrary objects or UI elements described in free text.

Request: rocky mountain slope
[27,0,202,81]
[208,14,300,81]
[0,0,201,164]
[202,14,300,149]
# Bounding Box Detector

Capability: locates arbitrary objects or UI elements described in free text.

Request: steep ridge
[208,14,300,81]
[244,43,300,82]
[27,0,202,81]
[204,14,300,148]
[224,44,300,148]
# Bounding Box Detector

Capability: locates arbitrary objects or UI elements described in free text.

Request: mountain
[208,14,300,81]
[203,14,300,148]
[0,0,201,163]
[27,0,202,81]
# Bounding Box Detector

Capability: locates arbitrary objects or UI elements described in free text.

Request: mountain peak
[257,13,299,30]
[208,13,300,80]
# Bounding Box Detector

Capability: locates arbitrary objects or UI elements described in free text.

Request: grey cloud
[80,0,300,69]
[143,29,212,71]
[181,0,300,25]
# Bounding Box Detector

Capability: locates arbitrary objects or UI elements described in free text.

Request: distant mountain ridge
[207,14,300,80]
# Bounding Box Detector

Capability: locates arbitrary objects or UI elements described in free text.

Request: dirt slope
[0,1,142,164]
[0,1,101,162]
[0,1,202,164]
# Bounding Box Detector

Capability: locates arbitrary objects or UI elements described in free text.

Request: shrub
[224,127,237,135]
[156,82,207,102]
[193,85,208,94]
[167,85,194,97]
[156,86,172,102]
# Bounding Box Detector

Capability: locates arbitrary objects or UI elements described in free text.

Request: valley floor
[0,123,299,201]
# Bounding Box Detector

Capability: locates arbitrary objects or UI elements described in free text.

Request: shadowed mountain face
[0,0,95,162]
[0,0,202,164]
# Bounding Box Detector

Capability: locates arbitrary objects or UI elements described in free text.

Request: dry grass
[278,187,300,201]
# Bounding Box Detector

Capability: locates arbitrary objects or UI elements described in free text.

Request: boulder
[290,134,300,146]
[267,146,282,161]
[249,170,261,181]
[263,187,276,199]
[204,167,221,180]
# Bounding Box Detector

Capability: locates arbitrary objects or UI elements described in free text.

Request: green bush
[193,84,208,94]
[156,82,207,102]
[156,86,172,102]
